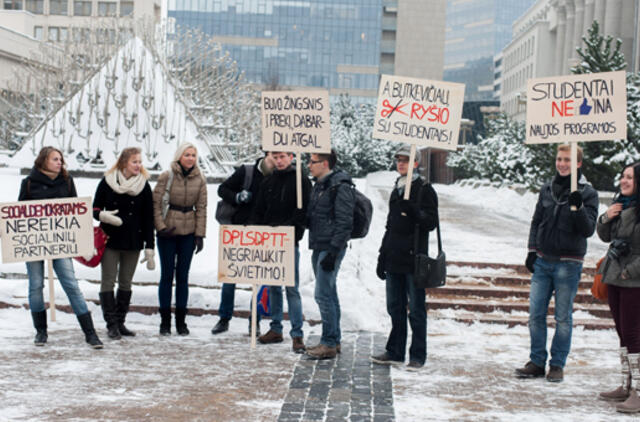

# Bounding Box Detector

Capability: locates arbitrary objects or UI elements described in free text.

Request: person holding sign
[305,149,356,360]
[595,163,640,413]
[371,146,438,370]
[251,151,310,353]
[18,146,103,349]
[515,144,598,382]
[93,147,155,340]
[152,143,207,336]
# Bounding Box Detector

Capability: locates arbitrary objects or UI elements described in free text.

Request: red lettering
[552,100,573,117]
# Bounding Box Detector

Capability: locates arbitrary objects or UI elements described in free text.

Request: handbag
[74,226,109,268]
[413,184,446,289]
[216,164,254,224]
[591,256,608,301]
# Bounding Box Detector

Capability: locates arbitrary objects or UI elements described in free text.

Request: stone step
[447,260,597,276]
[446,274,595,290]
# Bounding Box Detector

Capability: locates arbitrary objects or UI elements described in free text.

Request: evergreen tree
[571,20,626,74]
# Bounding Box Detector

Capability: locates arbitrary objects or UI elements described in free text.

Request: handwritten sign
[372,75,465,151]
[218,225,295,286]
[0,197,93,263]
[261,90,331,153]
[526,71,627,144]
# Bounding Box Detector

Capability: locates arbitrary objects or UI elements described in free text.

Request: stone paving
[278,331,395,422]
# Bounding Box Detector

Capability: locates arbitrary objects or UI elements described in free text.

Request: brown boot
[600,347,631,402]
[258,329,283,344]
[306,344,336,360]
[307,343,341,353]
[618,353,640,413]
[292,337,305,354]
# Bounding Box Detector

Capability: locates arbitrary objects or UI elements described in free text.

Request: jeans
[157,234,195,310]
[269,248,302,338]
[385,272,426,364]
[311,248,346,348]
[26,258,89,316]
[219,283,261,325]
[529,257,582,368]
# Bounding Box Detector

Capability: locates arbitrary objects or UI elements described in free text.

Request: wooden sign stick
[571,141,578,211]
[47,259,56,322]
[296,152,302,209]
[251,284,258,349]
[403,144,417,200]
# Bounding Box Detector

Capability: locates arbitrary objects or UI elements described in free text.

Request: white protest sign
[372,74,465,151]
[261,90,331,153]
[0,197,93,263]
[217,225,295,287]
[526,70,627,144]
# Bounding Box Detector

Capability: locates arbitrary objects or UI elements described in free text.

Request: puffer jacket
[307,169,355,254]
[597,206,640,288]
[152,162,207,237]
[18,167,77,200]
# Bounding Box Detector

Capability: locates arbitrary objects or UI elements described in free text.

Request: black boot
[159,308,171,336]
[211,318,229,335]
[77,312,104,349]
[175,307,189,336]
[99,291,121,340]
[115,289,135,336]
[31,310,47,346]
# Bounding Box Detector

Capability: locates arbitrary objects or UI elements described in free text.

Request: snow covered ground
[0,168,623,421]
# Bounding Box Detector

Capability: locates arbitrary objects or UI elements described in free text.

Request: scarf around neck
[616,194,638,210]
[395,172,420,196]
[39,167,59,180]
[105,170,146,196]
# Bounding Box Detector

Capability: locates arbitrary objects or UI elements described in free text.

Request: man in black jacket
[371,145,438,370]
[305,149,356,360]
[250,151,311,353]
[515,144,599,382]
[211,152,274,335]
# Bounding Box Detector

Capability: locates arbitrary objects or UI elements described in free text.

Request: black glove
[398,200,418,219]
[235,190,252,204]
[320,252,336,272]
[376,254,386,281]
[525,252,537,273]
[157,227,176,238]
[568,191,582,208]
[194,236,204,254]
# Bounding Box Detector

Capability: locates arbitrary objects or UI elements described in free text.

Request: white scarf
[395,172,420,196]
[105,170,147,196]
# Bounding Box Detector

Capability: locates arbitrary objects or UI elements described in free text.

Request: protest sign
[372,74,465,151]
[0,197,93,264]
[526,70,627,144]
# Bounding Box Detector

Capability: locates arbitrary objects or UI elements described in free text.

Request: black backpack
[331,181,373,239]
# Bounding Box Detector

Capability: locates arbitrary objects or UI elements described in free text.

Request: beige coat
[596,206,640,288]
[153,162,207,237]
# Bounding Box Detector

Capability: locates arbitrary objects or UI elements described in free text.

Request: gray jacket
[596,206,640,288]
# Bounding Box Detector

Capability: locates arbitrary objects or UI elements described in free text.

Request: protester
[211,152,275,335]
[251,151,310,353]
[93,147,155,340]
[304,149,356,360]
[515,144,598,382]
[371,145,437,369]
[596,162,640,413]
[152,142,207,336]
[18,146,103,349]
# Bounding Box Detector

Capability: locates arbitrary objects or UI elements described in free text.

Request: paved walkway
[278,331,395,422]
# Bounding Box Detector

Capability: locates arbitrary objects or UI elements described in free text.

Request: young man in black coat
[250,151,311,353]
[372,145,438,370]
[211,152,275,335]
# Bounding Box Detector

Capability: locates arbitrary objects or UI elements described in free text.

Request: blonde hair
[106,147,149,179]
[557,144,583,163]
[173,142,200,170]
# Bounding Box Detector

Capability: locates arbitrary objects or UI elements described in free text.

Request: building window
[25,0,43,13]
[98,1,116,16]
[48,26,59,41]
[74,1,91,16]
[34,25,42,40]
[3,0,22,9]
[120,1,133,16]
[49,0,67,14]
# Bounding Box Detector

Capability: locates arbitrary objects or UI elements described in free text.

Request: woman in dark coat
[18,146,103,349]
[93,147,155,340]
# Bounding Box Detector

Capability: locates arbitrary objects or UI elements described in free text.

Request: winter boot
[617,353,640,413]
[159,308,171,336]
[600,347,631,402]
[211,318,229,335]
[515,361,545,378]
[99,291,121,340]
[115,289,135,336]
[306,344,337,360]
[77,312,104,349]
[175,307,189,336]
[31,310,47,346]
[292,337,306,354]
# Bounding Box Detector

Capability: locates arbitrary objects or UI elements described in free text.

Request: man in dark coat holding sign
[372,145,438,370]
[515,144,598,382]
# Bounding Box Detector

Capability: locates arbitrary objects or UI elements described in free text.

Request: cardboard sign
[0,197,94,263]
[218,225,295,286]
[261,90,331,153]
[526,71,627,144]
[372,74,465,151]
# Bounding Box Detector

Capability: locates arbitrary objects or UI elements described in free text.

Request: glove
[525,252,537,273]
[398,200,418,218]
[140,248,155,270]
[157,227,176,238]
[568,191,583,209]
[194,236,204,254]
[376,254,386,280]
[320,252,336,272]
[99,210,122,226]
[235,190,252,204]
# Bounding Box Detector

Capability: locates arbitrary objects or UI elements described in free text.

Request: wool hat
[394,145,417,161]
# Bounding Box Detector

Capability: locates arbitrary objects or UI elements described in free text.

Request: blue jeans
[219,283,261,325]
[311,248,346,348]
[26,258,89,316]
[157,234,195,310]
[270,248,302,338]
[529,257,583,368]
[385,273,426,364]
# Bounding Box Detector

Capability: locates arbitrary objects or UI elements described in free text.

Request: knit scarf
[39,167,59,180]
[395,172,420,196]
[105,170,146,196]
[616,194,638,210]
